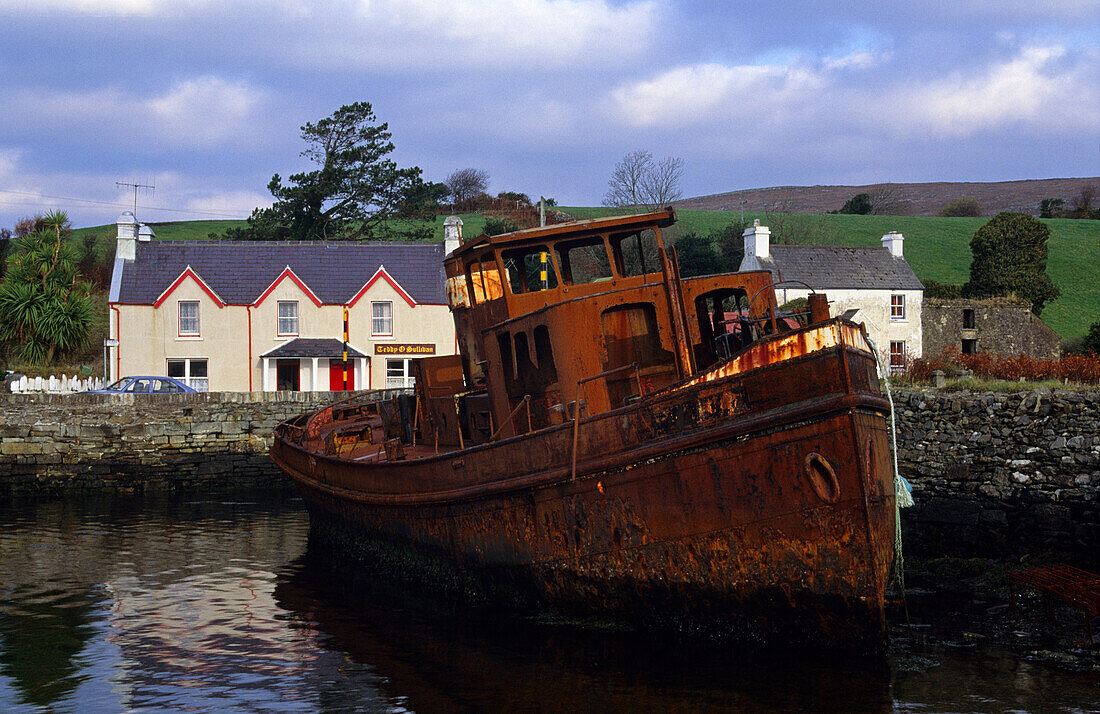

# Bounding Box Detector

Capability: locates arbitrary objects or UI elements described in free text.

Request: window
[386,358,415,388]
[962,339,977,355]
[890,294,905,320]
[963,309,975,329]
[277,301,299,336]
[152,378,183,394]
[889,341,906,371]
[371,301,393,337]
[502,245,558,294]
[556,236,613,285]
[168,358,209,391]
[178,301,200,336]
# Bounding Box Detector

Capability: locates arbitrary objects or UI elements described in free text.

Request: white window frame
[167,357,209,391]
[889,341,906,371]
[371,301,393,337]
[385,358,415,388]
[277,300,299,337]
[178,300,200,337]
[890,294,905,320]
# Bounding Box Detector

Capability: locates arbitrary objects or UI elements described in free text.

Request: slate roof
[757,246,924,291]
[260,338,368,359]
[118,241,447,305]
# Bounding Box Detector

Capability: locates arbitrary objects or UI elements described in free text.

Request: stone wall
[894,386,1099,564]
[0,391,345,495]
[922,297,1061,359]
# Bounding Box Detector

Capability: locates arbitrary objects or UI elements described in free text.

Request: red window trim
[178,300,200,337]
[371,300,394,337]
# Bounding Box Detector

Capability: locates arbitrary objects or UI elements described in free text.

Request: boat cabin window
[610,229,660,277]
[497,331,515,387]
[466,255,504,304]
[533,325,557,386]
[693,289,751,365]
[555,236,613,285]
[498,326,559,396]
[502,245,559,294]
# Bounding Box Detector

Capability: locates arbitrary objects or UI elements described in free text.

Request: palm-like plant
[0,211,95,365]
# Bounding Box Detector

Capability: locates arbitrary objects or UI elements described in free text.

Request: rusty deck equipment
[271,209,897,654]
[1009,564,1100,644]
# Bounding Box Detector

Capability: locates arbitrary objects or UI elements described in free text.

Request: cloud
[609,62,828,129]
[298,0,659,70]
[184,190,271,218]
[3,76,268,150]
[0,0,166,16]
[147,77,265,146]
[890,45,1100,135]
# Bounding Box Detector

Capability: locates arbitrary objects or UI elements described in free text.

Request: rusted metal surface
[271,210,896,652]
[1009,564,1100,643]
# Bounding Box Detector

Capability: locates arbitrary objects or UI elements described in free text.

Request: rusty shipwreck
[271,209,897,652]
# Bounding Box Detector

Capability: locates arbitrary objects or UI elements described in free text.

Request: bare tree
[603,150,653,210]
[642,156,684,207]
[446,168,490,204]
[866,184,913,216]
[603,151,685,211]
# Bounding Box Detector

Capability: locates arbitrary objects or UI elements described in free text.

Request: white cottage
[739,222,924,369]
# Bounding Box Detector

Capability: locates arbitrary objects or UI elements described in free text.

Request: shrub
[838,193,871,215]
[483,217,520,236]
[938,198,982,217]
[1082,322,1100,356]
[905,348,1100,385]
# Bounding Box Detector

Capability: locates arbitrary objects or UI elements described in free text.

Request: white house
[739,221,924,369]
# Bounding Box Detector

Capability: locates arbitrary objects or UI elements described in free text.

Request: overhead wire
[0,190,249,219]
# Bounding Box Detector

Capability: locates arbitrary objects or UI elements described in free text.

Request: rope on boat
[864,334,913,616]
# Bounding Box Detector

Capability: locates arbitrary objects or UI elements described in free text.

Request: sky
[0,0,1097,230]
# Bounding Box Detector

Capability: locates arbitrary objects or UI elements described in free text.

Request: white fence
[8,375,105,394]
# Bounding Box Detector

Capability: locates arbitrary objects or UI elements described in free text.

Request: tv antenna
[116,181,154,218]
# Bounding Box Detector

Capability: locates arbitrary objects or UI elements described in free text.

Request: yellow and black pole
[540,251,548,290]
[342,305,349,391]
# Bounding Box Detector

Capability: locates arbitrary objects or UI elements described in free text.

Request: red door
[329,360,355,391]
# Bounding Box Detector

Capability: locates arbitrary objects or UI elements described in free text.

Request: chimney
[881,231,903,258]
[743,219,770,260]
[443,215,463,256]
[137,224,155,242]
[116,211,138,261]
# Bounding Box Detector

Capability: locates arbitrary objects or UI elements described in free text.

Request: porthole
[804,452,840,504]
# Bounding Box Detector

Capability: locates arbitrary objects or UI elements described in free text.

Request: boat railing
[490,394,532,442]
[572,363,642,480]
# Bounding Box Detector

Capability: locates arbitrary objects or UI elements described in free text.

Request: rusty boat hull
[272,320,896,654]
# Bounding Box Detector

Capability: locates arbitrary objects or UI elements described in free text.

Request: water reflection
[0,495,1094,713]
[275,541,892,713]
[0,585,99,706]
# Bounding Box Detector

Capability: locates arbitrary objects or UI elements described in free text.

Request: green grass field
[70,208,1098,340]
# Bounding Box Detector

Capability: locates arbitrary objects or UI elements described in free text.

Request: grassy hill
[70,209,1097,340]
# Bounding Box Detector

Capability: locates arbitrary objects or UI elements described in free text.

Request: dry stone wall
[0,391,343,495]
[894,386,1099,564]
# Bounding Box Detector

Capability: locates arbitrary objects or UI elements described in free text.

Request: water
[0,495,1095,713]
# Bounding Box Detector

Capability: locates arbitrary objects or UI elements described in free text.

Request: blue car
[85,376,197,394]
